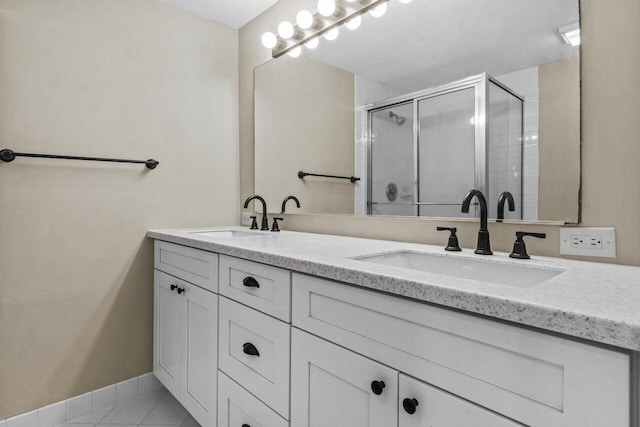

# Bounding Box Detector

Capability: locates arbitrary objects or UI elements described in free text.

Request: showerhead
[389,111,406,126]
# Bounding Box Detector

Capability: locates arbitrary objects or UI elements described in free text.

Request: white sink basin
[188,230,269,238]
[354,251,563,288]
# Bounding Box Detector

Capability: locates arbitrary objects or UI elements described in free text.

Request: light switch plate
[559,227,616,258]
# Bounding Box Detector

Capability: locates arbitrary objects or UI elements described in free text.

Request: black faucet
[243,195,269,231]
[281,195,301,214]
[497,191,515,223]
[461,189,492,255]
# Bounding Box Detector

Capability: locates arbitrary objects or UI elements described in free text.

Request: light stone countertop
[147,226,640,352]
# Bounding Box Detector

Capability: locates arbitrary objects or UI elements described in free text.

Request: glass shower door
[369,102,416,216]
[417,88,477,217]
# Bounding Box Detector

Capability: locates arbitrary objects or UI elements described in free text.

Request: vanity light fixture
[261,0,412,58]
[559,22,581,47]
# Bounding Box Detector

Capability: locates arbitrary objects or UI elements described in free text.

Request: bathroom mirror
[255,0,580,222]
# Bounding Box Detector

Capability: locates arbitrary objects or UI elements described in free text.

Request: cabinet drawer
[219,296,291,418]
[292,273,630,427]
[399,374,521,427]
[154,240,218,292]
[218,371,289,427]
[219,255,291,321]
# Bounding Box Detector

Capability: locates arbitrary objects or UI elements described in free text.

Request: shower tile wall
[496,67,539,220]
[354,75,395,215]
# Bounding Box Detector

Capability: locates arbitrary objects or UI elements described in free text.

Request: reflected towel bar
[0,149,159,169]
[298,171,360,183]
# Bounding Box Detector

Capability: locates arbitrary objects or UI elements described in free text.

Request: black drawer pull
[170,284,177,291]
[403,398,419,414]
[177,287,185,295]
[242,276,260,288]
[242,425,250,427]
[371,380,386,395]
[242,342,260,357]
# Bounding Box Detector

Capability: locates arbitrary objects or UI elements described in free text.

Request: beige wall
[539,56,581,222]
[255,55,355,214]
[240,0,640,266]
[0,0,239,418]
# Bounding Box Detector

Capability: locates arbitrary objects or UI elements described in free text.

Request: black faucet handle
[437,227,461,252]
[510,232,547,259]
[249,216,258,230]
[271,217,284,232]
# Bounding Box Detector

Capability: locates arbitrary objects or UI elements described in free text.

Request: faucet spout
[281,195,301,214]
[461,189,492,255]
[497,191,515,223]
[244,195,269,231]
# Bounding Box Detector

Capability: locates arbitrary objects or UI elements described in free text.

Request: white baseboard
[0,372,164,427]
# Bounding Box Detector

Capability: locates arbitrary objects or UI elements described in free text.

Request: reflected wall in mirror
[255,0,581,222]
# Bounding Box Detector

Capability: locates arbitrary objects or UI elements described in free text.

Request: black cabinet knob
[170,284,177,291]
[242,342,260,357]
[176,287,184,295]
[242,425,250,427]
[370,380,386,395]
[242,276,260,288]
[403,398,419,414]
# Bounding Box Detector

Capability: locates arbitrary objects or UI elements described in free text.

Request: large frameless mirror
[254,0,581,222]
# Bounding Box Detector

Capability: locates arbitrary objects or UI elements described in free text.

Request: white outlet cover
[241,212,252,226]
[559,227,616,258]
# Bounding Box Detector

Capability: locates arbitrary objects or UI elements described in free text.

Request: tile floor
[56,388,199,427]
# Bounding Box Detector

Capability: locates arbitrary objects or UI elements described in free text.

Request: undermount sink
[353,251,564,288]
[188,230,268,238]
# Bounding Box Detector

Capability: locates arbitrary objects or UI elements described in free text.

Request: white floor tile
[7,411,37,427]
[116,378,139,403]
[66,405,114,424]
[92,385,116,411]
[133,389,167,401]
[66,393,92,420]
[141,397,188,425]
[37,401,66,427]
[181,414,200,426]
[99,399,157,424]
[139,374,164,394]
[55,424,93,427]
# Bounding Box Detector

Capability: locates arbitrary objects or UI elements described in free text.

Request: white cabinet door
[398,374,521,427]
[291,328,398,427]
[154,270,182,397]
[180,282,218,427]
[218,371,289,427]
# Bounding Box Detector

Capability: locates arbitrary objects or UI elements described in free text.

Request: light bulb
[278,21,294,39]
[305,37,319,49]
[261,32,278,49]
[317,0,336,17]
[296,10,314,29]
[323,27,339,40]
[399,0,413,3]
[369,3,387,17]
[345,15,361,30]
[288,46,302,58]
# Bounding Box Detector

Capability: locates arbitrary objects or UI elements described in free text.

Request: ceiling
[158,0,279,29]
[303,0,580,93]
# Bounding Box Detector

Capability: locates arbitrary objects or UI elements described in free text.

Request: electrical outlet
[559,227,616,258]
[241,212,252,226]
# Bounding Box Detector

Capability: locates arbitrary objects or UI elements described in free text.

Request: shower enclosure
[366,73,524,219]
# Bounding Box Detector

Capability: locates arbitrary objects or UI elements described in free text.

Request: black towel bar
[0,149,158,169]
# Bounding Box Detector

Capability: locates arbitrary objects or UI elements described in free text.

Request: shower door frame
[366,73,524,218]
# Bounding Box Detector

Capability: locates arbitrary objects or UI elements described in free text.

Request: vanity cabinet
[152,238,634,427]
[153,242,219,427]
